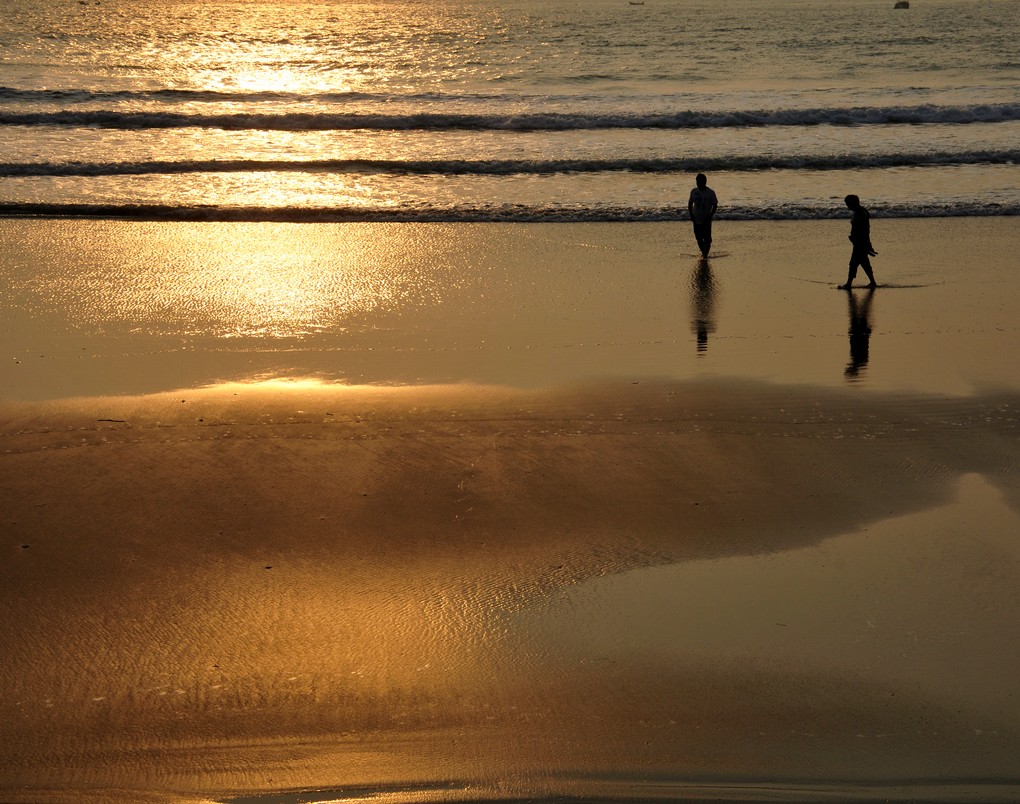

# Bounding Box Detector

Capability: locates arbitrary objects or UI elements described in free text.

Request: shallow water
[519,472,1020,718]
[2,218,1018,400]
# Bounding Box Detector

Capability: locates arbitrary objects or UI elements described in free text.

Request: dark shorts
[849,244,872,269]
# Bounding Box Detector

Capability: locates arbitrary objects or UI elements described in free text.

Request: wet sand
[1,220,1020,803]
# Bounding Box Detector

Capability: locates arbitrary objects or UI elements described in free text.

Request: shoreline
[3,205,1020,223]
[2,217,1020,401]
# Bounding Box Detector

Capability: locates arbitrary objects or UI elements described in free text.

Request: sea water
[1,0,1018,221]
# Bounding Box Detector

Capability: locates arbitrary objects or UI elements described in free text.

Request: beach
[4,217,1020,399]
[4,0,1020,797]
[2,219,1019,803]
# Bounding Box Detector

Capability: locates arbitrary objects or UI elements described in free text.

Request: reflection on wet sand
[2,379,1019,802]
[845,287,875,380]
[3,219,1020,399]
[689,258,718,355]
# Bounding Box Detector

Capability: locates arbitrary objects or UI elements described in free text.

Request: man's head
[696,173,707,188]
[844,194,860,209]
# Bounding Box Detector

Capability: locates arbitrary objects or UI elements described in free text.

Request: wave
[2,201,1017,222]
[1,104,1018,131]
[1,150,1016,178]
[0,86,505,105]
[0,86,498,105]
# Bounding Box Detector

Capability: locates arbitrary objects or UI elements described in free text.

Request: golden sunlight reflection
[62,222,458,340]
[181,30,333,96]
[200,377,347,393]
[174,226,376,338]
[178,16,391,99]
[229,67,334,95]
[214,171,385,210]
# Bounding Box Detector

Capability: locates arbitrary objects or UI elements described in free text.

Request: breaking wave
[2,200,1017,222]
[0,150,1016,177]
[1,103,1018,131]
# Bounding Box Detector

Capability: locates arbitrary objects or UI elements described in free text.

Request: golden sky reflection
[514,473,1020,722]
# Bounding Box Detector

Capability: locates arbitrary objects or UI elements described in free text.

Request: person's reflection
[844,287,875,380]
[690,258,718,355]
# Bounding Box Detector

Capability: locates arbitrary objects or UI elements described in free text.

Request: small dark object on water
[894,1,909,8]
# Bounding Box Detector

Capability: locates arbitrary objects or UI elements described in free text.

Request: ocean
[1,0,1018,222]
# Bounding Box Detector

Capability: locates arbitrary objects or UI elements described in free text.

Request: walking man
[688,173,718,258]
[839,194,878,290]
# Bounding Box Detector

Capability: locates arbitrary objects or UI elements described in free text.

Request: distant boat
[894,0,909,7]
[629,2,645,5]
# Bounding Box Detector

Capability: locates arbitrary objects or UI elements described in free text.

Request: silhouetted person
[688,173,718,258]
[844,286,875,379]
[839,194,877,290]
[690,257,717,354]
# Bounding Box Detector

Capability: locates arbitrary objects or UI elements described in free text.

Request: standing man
[839,194,878,290]
[688,173,718,258]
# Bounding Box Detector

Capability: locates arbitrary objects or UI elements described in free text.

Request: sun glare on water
[44,222,453,341]
[226,66,339,96]
[153,225,411,339]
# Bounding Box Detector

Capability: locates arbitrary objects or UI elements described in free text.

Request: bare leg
[862,258,877,287]
[839,261,858,290]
